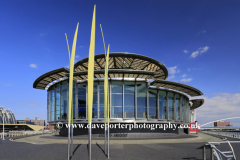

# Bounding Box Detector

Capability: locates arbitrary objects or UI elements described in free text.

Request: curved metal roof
[74,53,168,80]
[190,99,204,110]
[150,79,203,97]
[33,67,69,90]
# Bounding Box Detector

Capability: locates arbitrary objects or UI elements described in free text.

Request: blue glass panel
[124,81,135,118]
[168,92,174,120]
[60,81,68,120]
[159,90,166,119]
[136,82,147,118]
[149,89,157,119]
[111,81,123,118]
[176,94,180,120]
[77,83,86,119]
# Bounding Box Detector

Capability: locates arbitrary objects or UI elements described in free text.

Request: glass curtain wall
[99,82,104,118]
[72,83,76,119]
[92,82,98,118]
[55,83,60,121]
[47,80,191,122]
[60,81,68,120]
[111,81,123,118]
[77,83,86,119]
[181,96,184,121]
[124,81,135,118]
[168,92,174,120]
[47,91,50,122]
[148,89,157,119]
[159,91,166,119]
[175,94,180,120]
[50,87,55,121]
[136,82,147,118]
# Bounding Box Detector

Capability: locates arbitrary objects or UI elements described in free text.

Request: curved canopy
[190,99,204,110]
[33,67,69,90]
[150,79,203,97]
[74,53,168,80]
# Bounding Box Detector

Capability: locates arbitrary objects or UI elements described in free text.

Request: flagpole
[88,5,96,160]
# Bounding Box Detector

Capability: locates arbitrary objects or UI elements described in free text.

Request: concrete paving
[0,133,239,160]
[14,133,222,145]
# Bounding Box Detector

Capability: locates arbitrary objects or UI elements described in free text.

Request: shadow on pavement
[96,142,107,158]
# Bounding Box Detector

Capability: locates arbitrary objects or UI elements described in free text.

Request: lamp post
[1,107,5,140]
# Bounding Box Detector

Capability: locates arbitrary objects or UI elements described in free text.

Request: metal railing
[202,131,240,139]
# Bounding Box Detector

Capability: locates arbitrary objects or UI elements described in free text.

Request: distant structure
[17,117,45,126]
[0,107,16,124]
[214,121,231,127]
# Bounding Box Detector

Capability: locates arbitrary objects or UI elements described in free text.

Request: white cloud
[182,74,187,78]
[183,50,188,54]
[190,46,209,58]
[191,51,200,58]
[197,30,206,34]
[180,78,192,82]
[30,64,37,68]
[188,68,191,72]
[5,84,12,86]
[199,46,209,54]
[196,93,240,125]
[168,66,180,79]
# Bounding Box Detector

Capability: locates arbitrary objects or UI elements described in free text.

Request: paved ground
[0,133,239,160]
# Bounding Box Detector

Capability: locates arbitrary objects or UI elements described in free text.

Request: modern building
[24,117,46,126]
[33,53,204,136]
[214,122,231,127]
[17,118,46,126]
[0,107,16,124]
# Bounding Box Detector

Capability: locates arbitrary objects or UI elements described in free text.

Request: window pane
[168,92,174,120]
[99,81,110,119]
[159,90,166,119]
[124,81,135,118]
[61,81,68,120]
[47,91,50,122]
[77,83,86,119]
[51,87,55,121]
[111,81,123,118]
[55,83,60,121]
[149,89,157,119]
[176,94,180,120]
[181,96,184,121]
[137,82,147,118]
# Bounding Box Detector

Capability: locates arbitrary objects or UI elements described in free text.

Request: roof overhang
[190,99,204,110]
[150,79,203,97]
[33,67,69,90]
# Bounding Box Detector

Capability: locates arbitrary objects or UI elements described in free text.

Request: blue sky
[0,0,240,125]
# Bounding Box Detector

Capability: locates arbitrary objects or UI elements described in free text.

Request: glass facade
[159,91,166,119]
[136,82,147,118]
[175,94,180,120]
[148,89,157,119]
[124,81,135,118]
[47,80,190,123]
[168,92,174,120]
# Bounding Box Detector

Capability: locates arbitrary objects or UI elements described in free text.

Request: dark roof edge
[150,79,203,96]
[190,99,204,110]
[33,67,69,89]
